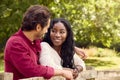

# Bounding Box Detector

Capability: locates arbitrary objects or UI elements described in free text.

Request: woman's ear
[36,24,42,32]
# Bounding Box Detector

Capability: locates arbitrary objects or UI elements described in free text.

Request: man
[4,5,73,80]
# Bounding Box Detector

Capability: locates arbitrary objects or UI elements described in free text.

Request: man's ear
[36,24,42,31]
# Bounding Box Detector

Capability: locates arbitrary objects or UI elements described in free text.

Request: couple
[4,5,85,80]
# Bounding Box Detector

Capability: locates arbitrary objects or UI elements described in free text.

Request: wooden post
[0,72,13,80]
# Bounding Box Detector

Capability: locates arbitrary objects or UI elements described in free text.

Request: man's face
[35,19,50,39]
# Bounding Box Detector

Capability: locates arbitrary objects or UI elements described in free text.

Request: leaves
[1,0,120,51]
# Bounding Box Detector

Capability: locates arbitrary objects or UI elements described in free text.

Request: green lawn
[0,59,4,72]
[85,57,120,70]
[0,52,4,72]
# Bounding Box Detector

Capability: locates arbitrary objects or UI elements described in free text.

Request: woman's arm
[72,65,83,79]
[74,54,86,70]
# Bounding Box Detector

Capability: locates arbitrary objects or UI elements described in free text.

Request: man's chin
[35,36,42,40]
[40,34,45,39]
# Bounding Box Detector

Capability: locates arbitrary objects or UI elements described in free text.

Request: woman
[39,18,86,79]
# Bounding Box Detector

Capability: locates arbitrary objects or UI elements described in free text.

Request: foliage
[1,0,120,51]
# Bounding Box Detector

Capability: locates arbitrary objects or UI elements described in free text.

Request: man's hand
[74,46,87,59]
[62,69,74,80]
[63,68,79,79]
[54,69,74,80]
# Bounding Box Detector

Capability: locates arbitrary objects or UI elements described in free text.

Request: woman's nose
[55,32,60,37]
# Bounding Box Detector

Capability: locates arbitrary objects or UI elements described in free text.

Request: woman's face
[50,22,67,47]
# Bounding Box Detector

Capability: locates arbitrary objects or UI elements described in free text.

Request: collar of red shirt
[16,29,41,53]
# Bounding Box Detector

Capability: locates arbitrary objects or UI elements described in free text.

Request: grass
[0,52,4,72]
[83,46,118,57]
[85,57,120,70]
[83,46,120,70]
[0,59,4,72]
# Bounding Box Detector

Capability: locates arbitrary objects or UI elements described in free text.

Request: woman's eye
[51,30,55,32]
[60,31,65,34]
[51,29,57,33]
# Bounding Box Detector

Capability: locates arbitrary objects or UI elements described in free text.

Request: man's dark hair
[21,5,51,31]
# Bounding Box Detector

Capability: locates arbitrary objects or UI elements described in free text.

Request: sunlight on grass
[0,59,4,72]
[82,46,120,70]
[0,52,4,72]
[85,57,120,70]
[83,46,118,57]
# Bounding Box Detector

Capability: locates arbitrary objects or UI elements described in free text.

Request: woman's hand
[73,65,83,79]
[72,68,79,79]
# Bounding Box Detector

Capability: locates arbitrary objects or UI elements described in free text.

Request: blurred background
[1,0,120,72]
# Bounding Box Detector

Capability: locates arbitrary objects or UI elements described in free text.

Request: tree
[1,0,120,51]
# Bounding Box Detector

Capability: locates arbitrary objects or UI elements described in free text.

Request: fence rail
[0,70,97,80]
[1,69,120,80]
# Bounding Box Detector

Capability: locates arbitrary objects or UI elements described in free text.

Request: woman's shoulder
[40,42,53,55]
[40,42,55,52]
[41,42,49,45]
[40,42,51,48]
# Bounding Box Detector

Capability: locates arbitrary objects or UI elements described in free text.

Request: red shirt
[4,29,54,80]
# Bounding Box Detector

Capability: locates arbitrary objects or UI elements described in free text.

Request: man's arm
[74,46,87,59]
[9,41,54,79]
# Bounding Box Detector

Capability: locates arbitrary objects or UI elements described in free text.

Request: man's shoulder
[6,34,24,48]
[4,33,26,55]
[8,35,23,43]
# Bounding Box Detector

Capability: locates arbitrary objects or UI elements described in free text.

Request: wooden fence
[1,68,120,80]
[0,69,97,80]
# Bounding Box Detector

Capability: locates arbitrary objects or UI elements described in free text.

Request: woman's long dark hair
[43,18,75,69]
